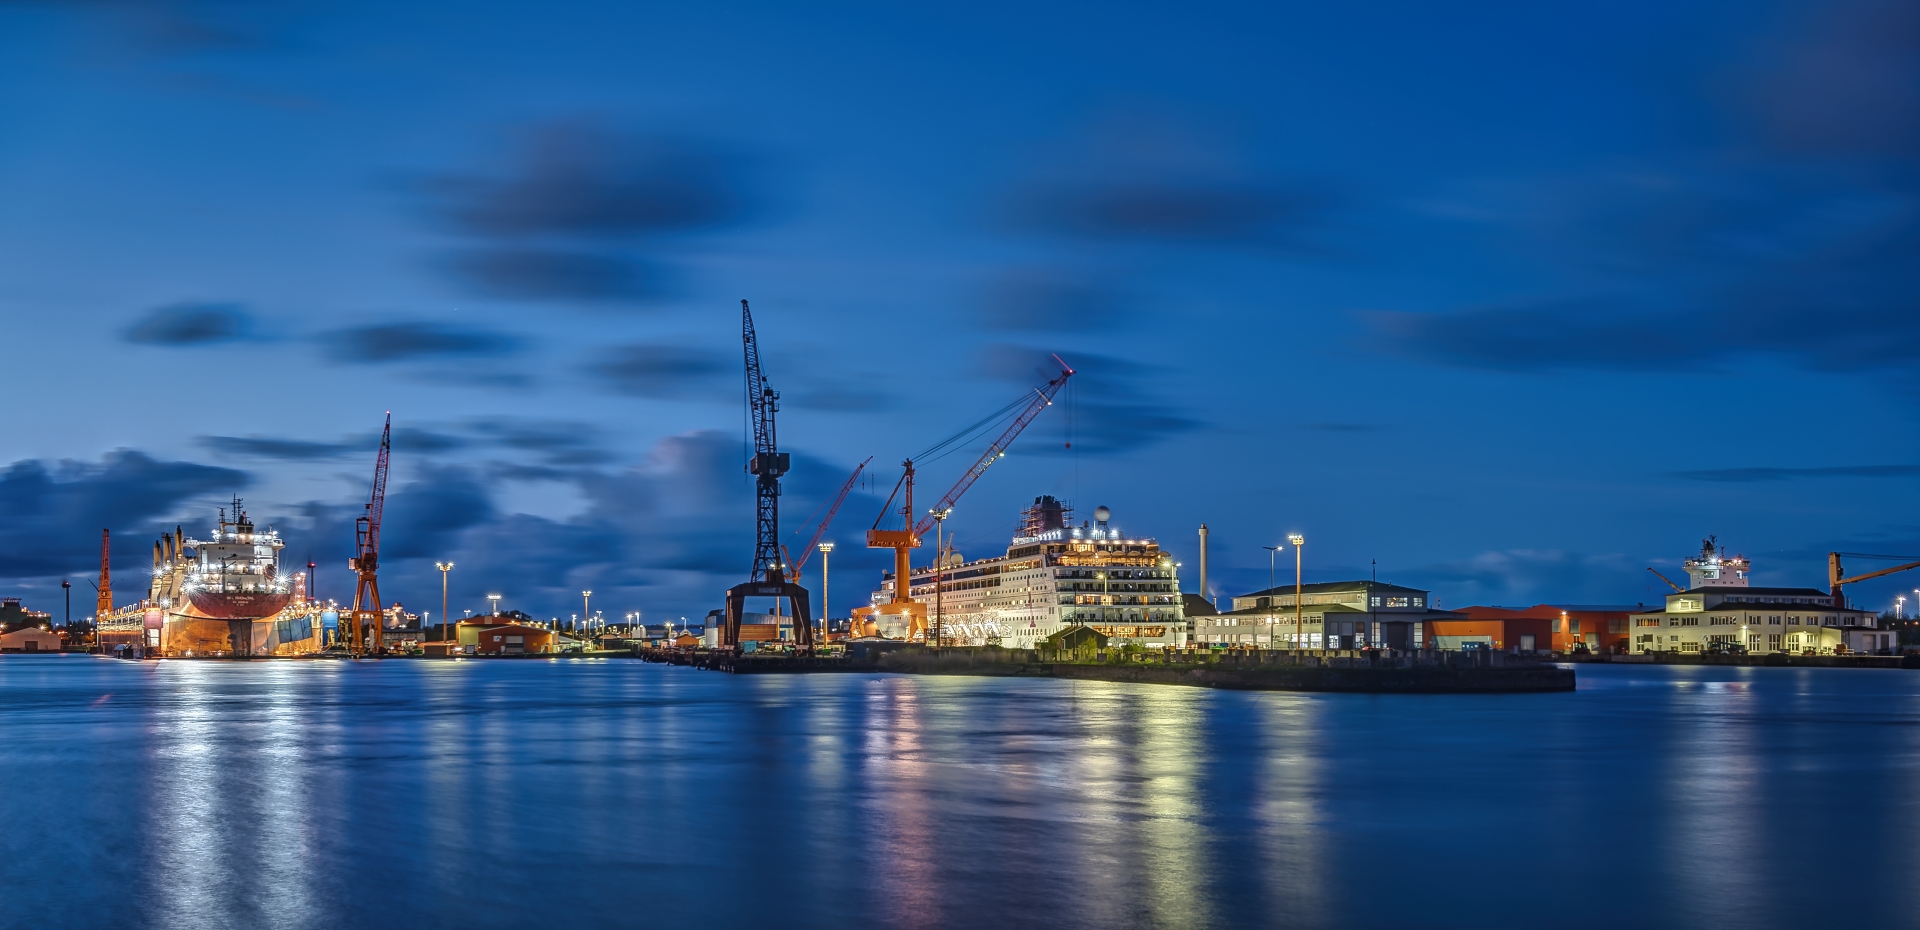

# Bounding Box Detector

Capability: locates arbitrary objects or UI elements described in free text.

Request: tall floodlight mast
[722,301,814,649]
[349,413,391,656]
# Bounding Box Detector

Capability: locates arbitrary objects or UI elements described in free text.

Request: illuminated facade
[1630,541,1888,654]
[1185,581,1460,649]
[867,496,1188,648]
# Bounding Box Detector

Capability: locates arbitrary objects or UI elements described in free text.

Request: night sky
[3,0,1916,624]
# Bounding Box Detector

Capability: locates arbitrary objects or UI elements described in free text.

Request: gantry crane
[856,357,1074,641]
[782,457,870,583]
[1829,551,1920,608]
[348,413,391,656]
[722,300,815,649]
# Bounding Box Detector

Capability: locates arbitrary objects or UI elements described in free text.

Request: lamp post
[929,508,951,646]
[818,542,834,646]
[487,593,501,617]
[582,591,592,637]
[61,579,70,633]
[1288,534,1305,651]
[1262,546,1281,650]
[436,562,454,643]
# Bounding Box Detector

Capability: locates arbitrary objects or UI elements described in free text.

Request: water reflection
[4,659,1916,930]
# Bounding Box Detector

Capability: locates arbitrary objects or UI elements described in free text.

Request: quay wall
[874,649,1575,693]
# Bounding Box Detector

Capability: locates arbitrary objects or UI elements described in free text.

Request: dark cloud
[410,120,750,240]
[1011,182,1329,245]
[1365,295,1920,377]
[1741,0,1920,160]
[379,464,494,561]
[437,248,670,302]
[1671,464,1920,483]
[122,301,252,345]
[785,389,887,412]
[320,322,522,363]
[973,344,1199,455]
[195,426,468,462]
[590,343,731,399]
[355,430,897,622]
[196,435,359,461]
[461,417,613,465]
[977,268,1130,332]
[0,450,248,579]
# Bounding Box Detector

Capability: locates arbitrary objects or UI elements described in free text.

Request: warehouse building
[1185,581,1463,650]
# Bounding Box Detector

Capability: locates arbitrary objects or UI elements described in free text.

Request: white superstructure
[866,496,1188,648]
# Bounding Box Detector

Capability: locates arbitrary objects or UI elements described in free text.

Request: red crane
[783,457,871,582]
[349,413,391,656]
[858,356,1074,641]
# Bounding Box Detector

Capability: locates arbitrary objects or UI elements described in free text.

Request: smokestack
[153,540,163,570]
[163,532,173,564]
[1198,524,1211,609]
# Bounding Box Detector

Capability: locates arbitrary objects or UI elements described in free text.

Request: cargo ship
[184,499,292,619]
[128,497,321,656]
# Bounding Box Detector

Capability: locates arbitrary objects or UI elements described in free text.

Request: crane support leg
[723,580,813,649]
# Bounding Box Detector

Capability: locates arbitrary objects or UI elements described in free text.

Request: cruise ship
[865,495,1188,648]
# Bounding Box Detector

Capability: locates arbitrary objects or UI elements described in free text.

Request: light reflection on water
[2,658,1917,930]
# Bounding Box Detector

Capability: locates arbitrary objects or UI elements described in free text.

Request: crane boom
[1646,567,1683,592]
[786,457,869,581]
[913,357,1073,538]
[1829,551,1920,606]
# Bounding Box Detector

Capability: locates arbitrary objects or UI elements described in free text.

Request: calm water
[1,657,1916,930]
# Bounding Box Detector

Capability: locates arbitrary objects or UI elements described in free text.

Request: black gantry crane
[349,413,391,656]
[723,300,815,649]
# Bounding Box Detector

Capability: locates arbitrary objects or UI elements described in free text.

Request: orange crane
[1829,551,1920,607]
[782,457,870,583]
[348,413,391,656]
[856,357,1074,640]
[1646,566,1683,592]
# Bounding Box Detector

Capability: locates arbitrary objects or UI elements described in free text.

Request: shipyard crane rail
[349,413,391,656]
[1829,551,1920,607]
[723,300,813,649]
[858,356,1074,641]
[783,457,870,582]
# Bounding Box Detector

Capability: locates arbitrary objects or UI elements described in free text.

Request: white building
[1630,540,1892,654]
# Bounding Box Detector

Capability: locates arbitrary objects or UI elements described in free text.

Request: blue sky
[3,0,1917,623]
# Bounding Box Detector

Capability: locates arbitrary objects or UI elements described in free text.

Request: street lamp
[436,562,455,643]
[1262,546,1282,650]
[487,593,501,616]
[929,508,951,646]
[582,591,592,636]
[61,579,70,633]
[1287,534,1305,651]
[818,542,834,645]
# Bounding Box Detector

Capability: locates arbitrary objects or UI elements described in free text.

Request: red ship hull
[187,590,292,620]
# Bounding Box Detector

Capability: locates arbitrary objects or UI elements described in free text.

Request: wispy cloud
[1671,464,1920,483]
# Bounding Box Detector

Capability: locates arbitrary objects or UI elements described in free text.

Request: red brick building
[1438,605,1639,654]
[469,624,554,655]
